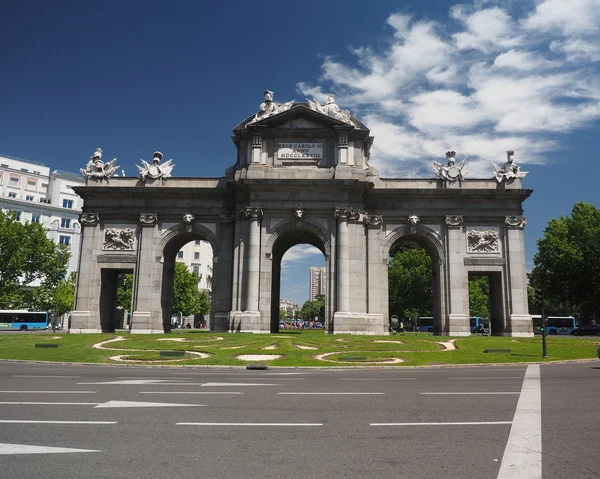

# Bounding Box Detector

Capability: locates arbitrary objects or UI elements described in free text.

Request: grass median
[0,330,597,367]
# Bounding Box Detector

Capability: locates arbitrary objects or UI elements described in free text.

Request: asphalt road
[0,360,598,479]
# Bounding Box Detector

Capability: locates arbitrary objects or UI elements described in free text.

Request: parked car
[315,322,323,329]
[571,324,600,336]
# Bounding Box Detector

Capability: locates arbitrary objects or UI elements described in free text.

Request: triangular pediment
[233,104,367,132]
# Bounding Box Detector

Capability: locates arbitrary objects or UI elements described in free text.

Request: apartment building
[175,239,213,293]
[309,266,326,301]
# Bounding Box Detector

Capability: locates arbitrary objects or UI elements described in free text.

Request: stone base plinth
[130,311,164,333]
[505,314,534,337]
[68,311,93,332]
[332,312,387,335]
[212,312,229,332]
[229,311,263,333]
[447,313,470,336]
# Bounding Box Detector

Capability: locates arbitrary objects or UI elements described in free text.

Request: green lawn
[0,330,597,367]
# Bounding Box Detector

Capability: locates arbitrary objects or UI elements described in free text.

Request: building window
[8,192,16,198]
[59,235,70,246]
[26,195,34,201]
[177,251,184,259]
[61,218,71,228]
[1,163,8,168]
[10,176,19,186]
[193,266,200,275]
[26,179,37,191]
[32,215,40,223]
[195,240,201,245]
[194,252,200,260]
[62,199,73,209]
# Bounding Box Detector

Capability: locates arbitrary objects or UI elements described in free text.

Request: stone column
[131,213,162,333]
[365,214,386,333]
[70,213,100,332]
[251,136,262,164]
[245,207,262,312]
[505,215,532,337]
[334,208,351,312]
[446,215,470,336]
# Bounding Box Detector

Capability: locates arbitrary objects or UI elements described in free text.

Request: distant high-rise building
[309,266,326,301]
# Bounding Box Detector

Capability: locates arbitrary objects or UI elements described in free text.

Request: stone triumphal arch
[70,91,533,336]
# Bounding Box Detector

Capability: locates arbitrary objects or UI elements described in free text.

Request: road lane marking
[447,377,523,380]
[497,364,542,479]
[140,391,243,395]
[279,392,384,395]
[420,392,520,395]
[11,375,81,378]
[226,377,306,381]
[78,379,193,385]
[0,443,101,454]
[0,402,99,406]
[94,400,205,408]
[0,420,116,424]
[201,382,279,387]
[177,422,323,426]
[0,391,97,394]
[338,378,417,381]
[370,421,512,426]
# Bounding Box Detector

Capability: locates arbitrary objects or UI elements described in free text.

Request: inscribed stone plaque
[277,143,323,159]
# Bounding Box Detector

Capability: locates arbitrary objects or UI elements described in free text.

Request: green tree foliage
[388,245,432,321]
[116,273,133,311]
[469,276,489,318]
[0,211,70,308]
[280,308,288,320]
[529,202,600,320]
[50,273,76,317]
[300,295,325,321]
[173,262,206,317]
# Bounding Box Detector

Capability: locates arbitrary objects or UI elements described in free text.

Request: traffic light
[534,289,544,306]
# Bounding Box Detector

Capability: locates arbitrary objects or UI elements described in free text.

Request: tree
[469,276,489,318]
[529,202,600,321]
[116,273,133,311]
[50,273,76,317]
[280,308,288,320]
[0,211,70,308]
[300,295,324,322]
[388,245,432,321]
[173,262,206,317]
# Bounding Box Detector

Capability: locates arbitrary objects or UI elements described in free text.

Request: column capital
[334,207,359,221]
[245,207,263,220]
[139,213,158,225]
[445,214,463,228]
[364,214,383,228]
[252,136,262,147]
[505,215,527,229]
[79,213,99,226]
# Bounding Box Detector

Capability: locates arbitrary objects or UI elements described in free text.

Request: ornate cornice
[79,213,99,226]
[334,207,360,221]
[505,215,527,229]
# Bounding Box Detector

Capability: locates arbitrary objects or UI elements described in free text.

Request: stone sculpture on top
[137,151,175,183]
[249,90,295,124]
[433,151,468,182]
[492,150,527,183]
[80,148,119,183]
[306,94,353,125]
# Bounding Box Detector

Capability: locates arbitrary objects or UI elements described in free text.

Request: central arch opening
[387,236,442,334]
[270,228,327,333]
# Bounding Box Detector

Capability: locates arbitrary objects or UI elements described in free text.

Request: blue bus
[418,317,434,333]
[470,317,490,333]
[0,310,49,331]
[532,315,577,335]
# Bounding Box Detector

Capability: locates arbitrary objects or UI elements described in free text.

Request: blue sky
[2,0,599,307]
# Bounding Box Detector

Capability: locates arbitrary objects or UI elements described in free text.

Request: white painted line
[0,402,99,406]
[201,382,279,387]
[116,376,193,380]
[11,375,81,378]
[0,391,97,394]
[94,400,205,408]
[0,443,101,455]
[226,377,306,381]
[177,422,323,427]
[140,391,243,395]
[420,392,520,395]
[279,392,384,395]
[29,368,76,372]
[78,379,187,385]
[371,421,512,426]
[0,420,116,424]
[497,364,542,479]
[447,377,523,380]
[338,378,417,381]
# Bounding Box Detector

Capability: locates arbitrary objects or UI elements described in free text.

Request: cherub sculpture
[80,148,119,183]
[433,151,468,182]
[137,151,175,183]
[492,150,527,183]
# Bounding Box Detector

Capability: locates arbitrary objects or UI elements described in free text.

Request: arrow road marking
[0,443,101,455]
[93,400,205,408]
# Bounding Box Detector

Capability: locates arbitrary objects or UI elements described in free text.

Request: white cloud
[281,245,323,273]
[297,0,600,177]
